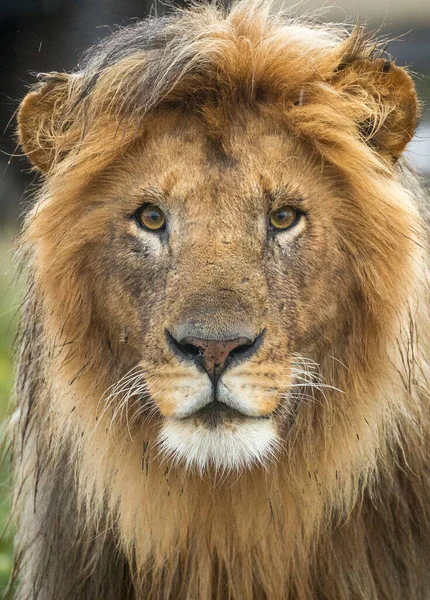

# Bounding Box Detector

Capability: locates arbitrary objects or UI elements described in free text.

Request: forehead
[121,111,321,208]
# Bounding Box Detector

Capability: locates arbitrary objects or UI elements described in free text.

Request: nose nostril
[165,330,202,360]
[166,328,266,382]
[229,341,253,357]
[181,343,202,358]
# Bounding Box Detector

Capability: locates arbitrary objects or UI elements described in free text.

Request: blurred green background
[0,232,19,592]
[0,0,428,596]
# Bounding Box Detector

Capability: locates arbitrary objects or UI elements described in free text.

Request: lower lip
[180,402,271,426]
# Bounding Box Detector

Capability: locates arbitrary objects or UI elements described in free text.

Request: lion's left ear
[334,58,420,161]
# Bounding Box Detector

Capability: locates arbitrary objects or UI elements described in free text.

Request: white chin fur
[157,418,279,473]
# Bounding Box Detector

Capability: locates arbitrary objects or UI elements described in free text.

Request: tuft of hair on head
[17,0,419,175]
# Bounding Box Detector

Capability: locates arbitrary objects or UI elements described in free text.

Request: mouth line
[176,400,271,429]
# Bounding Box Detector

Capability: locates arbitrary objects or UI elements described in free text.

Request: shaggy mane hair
[21,0,417,176]
[10,1,430,599]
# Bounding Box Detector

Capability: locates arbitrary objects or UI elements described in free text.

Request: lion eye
[135,204,166,231]
[270,206,300,231]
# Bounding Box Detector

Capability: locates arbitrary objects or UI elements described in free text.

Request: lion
[10,1,430,598]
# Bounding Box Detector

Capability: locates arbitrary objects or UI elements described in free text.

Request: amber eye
[135,204,166,231]
[270,206,300,231]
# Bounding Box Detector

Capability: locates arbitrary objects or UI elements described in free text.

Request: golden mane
[19,0,417,175]
[11,1,430,599]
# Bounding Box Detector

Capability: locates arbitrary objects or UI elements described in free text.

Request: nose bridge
[167,202,266,340]
[179,243,254,312]
[172,295,258,342]
[170,280,263,344]
[179,218,258,290]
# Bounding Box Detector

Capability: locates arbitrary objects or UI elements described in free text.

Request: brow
[139,186,165,203]
[269,187,305,206]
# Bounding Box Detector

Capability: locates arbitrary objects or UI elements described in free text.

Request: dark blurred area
[0,0,429,227]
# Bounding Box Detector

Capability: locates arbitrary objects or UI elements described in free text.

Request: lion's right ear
[18,73,77,173]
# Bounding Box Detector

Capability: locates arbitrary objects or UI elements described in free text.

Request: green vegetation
[0,231,21,593]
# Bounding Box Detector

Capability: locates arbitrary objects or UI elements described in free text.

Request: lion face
[18,5,420,476]
[78,111,352,470]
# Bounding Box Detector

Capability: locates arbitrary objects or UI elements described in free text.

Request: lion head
[13,3,430,598]
[17,2,422,473]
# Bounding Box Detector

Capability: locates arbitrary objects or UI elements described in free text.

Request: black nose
[166,330,263,383]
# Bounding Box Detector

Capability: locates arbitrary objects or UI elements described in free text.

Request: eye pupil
[270,206,299,231]
[136,203,166,231]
